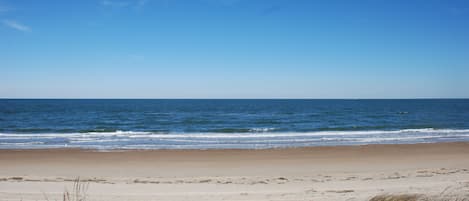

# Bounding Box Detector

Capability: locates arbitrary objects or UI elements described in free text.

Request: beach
[2,0,469,199]
[1,142,469,201]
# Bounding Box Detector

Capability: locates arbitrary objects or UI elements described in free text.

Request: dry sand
[1,142,469,201]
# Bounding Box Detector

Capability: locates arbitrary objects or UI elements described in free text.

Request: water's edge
[2,128,469,149]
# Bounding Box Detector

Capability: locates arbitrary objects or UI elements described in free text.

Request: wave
[1,128,469,149]
[1,128,469,138]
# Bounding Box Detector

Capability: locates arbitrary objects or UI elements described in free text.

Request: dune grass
[43,178,89,201]
[64,178,89,201]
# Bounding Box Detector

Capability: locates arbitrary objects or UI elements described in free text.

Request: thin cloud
[101,0,131,7]
[2,19,31,32]
[100,0,150,9]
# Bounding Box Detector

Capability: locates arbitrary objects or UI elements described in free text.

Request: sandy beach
[1,142,469,201]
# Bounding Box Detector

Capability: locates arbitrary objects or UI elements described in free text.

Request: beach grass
[43,178,89,201]
[64,178,89,201]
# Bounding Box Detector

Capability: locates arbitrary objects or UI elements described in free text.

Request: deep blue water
[1,99,469,149]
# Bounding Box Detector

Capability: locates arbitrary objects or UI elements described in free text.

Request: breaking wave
[1,128,469,149]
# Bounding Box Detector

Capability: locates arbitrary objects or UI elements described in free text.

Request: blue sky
[1,0,468,98]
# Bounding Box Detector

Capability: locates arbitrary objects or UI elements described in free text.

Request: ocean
[1,99,469,149]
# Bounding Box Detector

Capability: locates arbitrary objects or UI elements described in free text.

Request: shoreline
[1,140,469,151]
[2,128,469,150]
[1,142,469,200]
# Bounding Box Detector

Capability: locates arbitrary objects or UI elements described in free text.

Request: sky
[1,0,468,99]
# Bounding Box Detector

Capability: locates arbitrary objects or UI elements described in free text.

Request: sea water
[1,99,468,149]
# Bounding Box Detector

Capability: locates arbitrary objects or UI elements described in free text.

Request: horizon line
[1,98,468,100]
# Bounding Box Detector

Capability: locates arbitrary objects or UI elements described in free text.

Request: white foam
[1,128,469,149]
[1,128,469,139]
[249,127,277,132]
